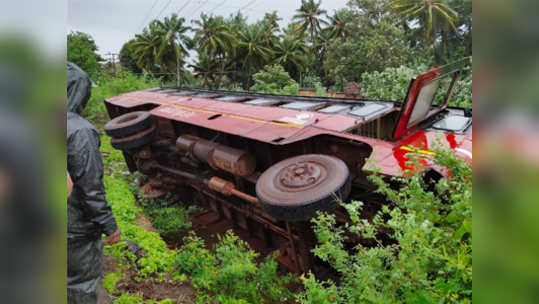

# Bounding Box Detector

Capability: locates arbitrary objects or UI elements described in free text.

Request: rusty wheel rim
[275,161,329,192]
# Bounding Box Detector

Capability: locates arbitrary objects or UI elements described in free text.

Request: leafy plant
[250,64,299,95]
[315,82,327,97]
[114,293,175,304]
[114,293,145,304]
[360,64,472,107]
[103,270,124,295]
[138,193,197,239]
[103,173,177,279]
[176,231,294,303]
[300,73,321,88]
[298,148,472,303]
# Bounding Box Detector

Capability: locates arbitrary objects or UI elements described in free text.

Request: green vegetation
[68,0,472,101]
[360,64,472,106]
[138,193,197,240]
[114,293,175,304]
[298,149,472,303]
[249,64,299,95]
[103,270,124,295]
[119,39,142,75]
[103,173,177,279]
[130,14,191,80]
[83,71,160,121]
[315,82,327,97]
[67,31,103,78]
[176,231,294,303]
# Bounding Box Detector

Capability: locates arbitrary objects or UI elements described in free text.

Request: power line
[238,0,256,11]
[208,0,227,14]
[176,0,192,14]
[155,0,174,20]
[189,0,211,19]
[138,0,161,31]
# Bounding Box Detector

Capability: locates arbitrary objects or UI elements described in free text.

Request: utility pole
[105,52,119,75]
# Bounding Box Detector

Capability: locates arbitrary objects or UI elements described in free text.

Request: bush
[249,64,299,95]
[176,231,294,303]
[298,149,472,303]
[300,74,322,88]
[315,82,327,97]
[360,64,472,107]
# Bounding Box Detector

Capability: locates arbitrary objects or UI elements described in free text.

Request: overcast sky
[68,0,349,59]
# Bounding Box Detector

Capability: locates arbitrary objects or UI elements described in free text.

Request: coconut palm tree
[130,15,191,79]
[260,21,280,48]
[130,24,162,73]
[273,35,308,79]
[292,0,328,50]
[192,14,236,87]
[263,11,282,32]
[190,56,219,88]
[237,24,274,88]
[327,9,351,39]
[391,0,459,41]
[154,14,191,84]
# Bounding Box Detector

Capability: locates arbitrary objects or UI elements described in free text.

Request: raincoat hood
[67,61,92,114]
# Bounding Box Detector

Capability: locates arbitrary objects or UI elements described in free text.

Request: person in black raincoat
[67,62,121,304]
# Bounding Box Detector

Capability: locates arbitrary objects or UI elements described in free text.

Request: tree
[119,39,142,74]
[348,0,393,27]
[263,11,282,32]
[323,21,410,84]
[129,14,191,80]
[391,0,459,42]
[326,9,353,39]
[293,0,328,50]
[273,35,308,79]
[130,24,162,73]
[237,24,274,88]
[192,14,236,87]
[260,19,280,48]
[250,64,299,95]
[67,31,103,78]
[154,14,191,83]
[189,56,219,88]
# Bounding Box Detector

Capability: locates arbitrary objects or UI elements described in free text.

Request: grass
[103,174,177,279]
[84,71,160,123]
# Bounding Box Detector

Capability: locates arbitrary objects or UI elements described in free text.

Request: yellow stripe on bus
[119,96,305,129]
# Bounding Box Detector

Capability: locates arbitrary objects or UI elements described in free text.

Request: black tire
[104,111,153,137]
[256,154,351,221]
[110,126,155,150]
